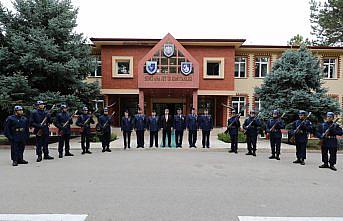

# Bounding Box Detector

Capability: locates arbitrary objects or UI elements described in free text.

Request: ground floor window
[232,96,245,117]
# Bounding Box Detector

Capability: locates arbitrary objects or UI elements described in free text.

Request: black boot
[36,155,42,162]
[275,155,280,160]
[102,148,106,152]
[319,164,329,168]
[269,155,275,159]
[106,148,111,152]
[12,161,18,166]
[293,159,301,164]
[65,152,74,156]
[81,149,86,154]
[44,155,54,160]
[330,165,337,171]
[246,152,252,155]
[86,150,92,154]
[18,159,28,164]
[59,153,63,158]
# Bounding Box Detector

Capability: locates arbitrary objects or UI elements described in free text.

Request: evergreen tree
[310,0,343,46]
[255,46,341,123]
[288,34,311,46]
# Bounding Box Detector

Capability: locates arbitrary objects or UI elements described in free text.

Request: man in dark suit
[134,107,146,148]
[121,109,133,149]
[174,108,186,148]
[147,110,160,148]
[160,108,173,147]
[199,108,213,148]
[186,107,198,148]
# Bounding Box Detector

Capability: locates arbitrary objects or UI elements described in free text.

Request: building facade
[89,33,343,127]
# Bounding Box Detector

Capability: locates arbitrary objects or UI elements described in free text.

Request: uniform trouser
[80,133,90,151]
[162,129,171,147]
[295,141,307,160]
[36,135,49,156]
[11,141,25,162]
[58,134,70,154]
[321,139,337,165]
[188,130,197,147]
[230,133,238,151]
[123,131,131,148]
[101,132,111,149]
[270,137,282,156]
[136,130,144,147]
[202,130,210,148]
[175,130,184,147]
[246,134,258,153]
[149,131,158,147]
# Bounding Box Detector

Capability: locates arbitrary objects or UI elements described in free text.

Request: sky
[1,0,320,45]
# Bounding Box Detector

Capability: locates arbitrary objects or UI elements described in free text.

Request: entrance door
[153,103,183,116]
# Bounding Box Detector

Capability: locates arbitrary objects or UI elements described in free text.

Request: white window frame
[90,60,102,77]
[322,58,337,79]
[112,56,134,78]
[255,56,269,78]
[234,56,246,78]
[232,96,246,117]
[203,57,225,79]
[254,97,262,111]
[93,99,104,110]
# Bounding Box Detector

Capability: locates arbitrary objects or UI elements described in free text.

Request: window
[112,56,134,78]
[92,99,104,110]
[255,57,269,78]
[254,97,262,111]
[235,57,246,78]
[203,57,224,79]
[232,97,245,117]
[323,58,336,79]
[90,59,102,77]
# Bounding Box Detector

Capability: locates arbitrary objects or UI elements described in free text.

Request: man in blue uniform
[134,107,146,148]
[199,108,213,148]
[160,108,173,148]
[121,109,133,149]
[76,107,95,154]
[243,110,261,156]
[317,112,343,171]
[186,107,198,148]
[227,109,240,154]
[98,107,113,152]
[174,108,186,148]
[54,104,74,158]
[4,106,30,166]
[147,110,159,148]
[291,110,312,165]
[30,100,54,162]
[266,110,285,160]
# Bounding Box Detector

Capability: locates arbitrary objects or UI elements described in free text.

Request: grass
[218,131,247,143]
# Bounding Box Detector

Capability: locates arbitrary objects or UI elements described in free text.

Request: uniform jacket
[4,115,30,142]
[227,116,241,135]
[316,122,343,147]
[266,118,285,138]
[121,116,133,132]
[199,114,213,131]
[134,114,146,131]
[98,114,112,134]
[147,116,160,132]
[54,112,73,135]
[290,119,312,143]
[186,114,198,131]
[173,114,186,131]
[76,114,95,135]
[30,109,52,135]
[243,117,261,136]
[160,114,173,130]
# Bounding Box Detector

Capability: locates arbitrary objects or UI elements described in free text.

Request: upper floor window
[90,59,102,77]
[112,56,134,78]
[235,56,246,78]
[203,57,224,79]
[255,57,269,78]
[323,58,337,79]
[232,96,245,117]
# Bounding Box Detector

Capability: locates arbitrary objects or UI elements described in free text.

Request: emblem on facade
[180,62,193,75]
[146,61,158,74]
[163,43,174,57]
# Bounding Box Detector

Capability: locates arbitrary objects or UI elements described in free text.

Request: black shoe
[128,147,131,149]
[18,160,28,164]
[235,151,238,154]
[86,150,92,154]
[293,159,301,164]
[65,152,74,157]
[106,148,111,152]
[300,160,305,165]
[202,146,205,148]
[81,151,86,155]
[229,150,235,153]
[276,156,280,160]
[252,152,256,156]
[319,164,329,168]
[269,155,275,159]
[44,155,54,160]
[207,147,210,148]
[59,153,63,158]
[246,152,252,155]
[36,155,42,162]
[102,148,106,152]
[330,165,337,171]
[12,161,18,166]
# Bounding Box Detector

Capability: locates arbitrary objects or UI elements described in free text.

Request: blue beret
[327,112,334,117]
[36,100,45,105]
[61,104,67,109]
[14,106,23,111]
[104,107,108,112]
[298,110,306,115]
[83,107,88,111]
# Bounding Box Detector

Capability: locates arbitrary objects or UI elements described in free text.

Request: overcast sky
[2,0,320,45]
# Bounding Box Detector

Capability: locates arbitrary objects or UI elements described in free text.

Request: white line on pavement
[0,214,88,221]
[239,217,343,221]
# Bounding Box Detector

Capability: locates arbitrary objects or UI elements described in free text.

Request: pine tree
[255,46,341,123]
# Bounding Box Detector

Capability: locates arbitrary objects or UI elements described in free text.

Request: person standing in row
[186,107,198,148]
[121,110,133,149]
[174,108,186,148]
[243,110,261,156]
[160,108,173,148]
[98,107,112,152]
[200,108,213,148]
[227,109,240,154]
[54,104,74,158]
[291,110,312,165]
[4,106,30,166]
[317,112,343,171]
[30,100,54,162]
[266,110,285,160]
[134,107,146,148]
[147,110,159,148]
[76,107,94,154]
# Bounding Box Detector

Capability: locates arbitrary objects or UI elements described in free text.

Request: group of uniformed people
[120,107,213,149]
[3,102,343,171]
